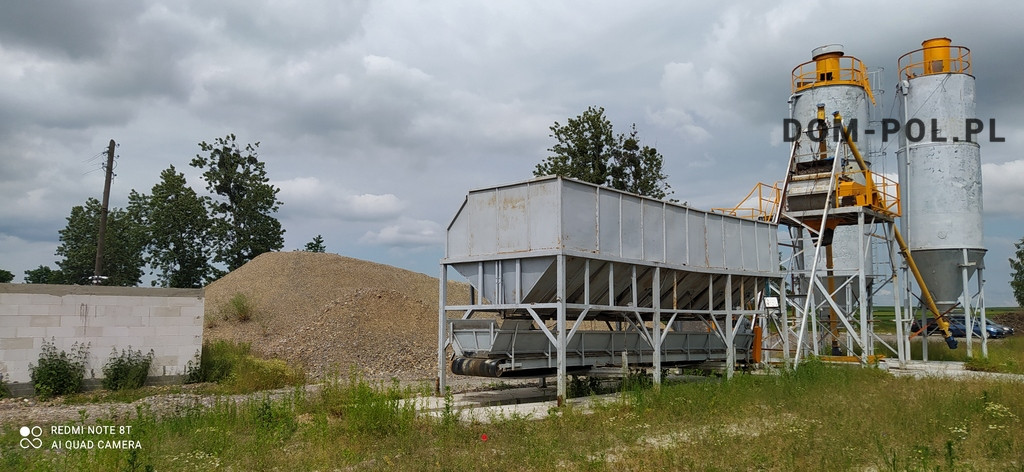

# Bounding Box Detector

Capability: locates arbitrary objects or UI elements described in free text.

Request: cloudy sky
[1,1,1021,306]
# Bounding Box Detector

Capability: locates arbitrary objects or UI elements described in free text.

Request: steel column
[962,248,974,358]
[978,265,988,358]
[437,265,448,394]
[726,274,735,379]
[653,267,662,386]
[556,254,567,405]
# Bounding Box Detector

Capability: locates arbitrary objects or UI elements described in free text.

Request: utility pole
[93,139,115,284]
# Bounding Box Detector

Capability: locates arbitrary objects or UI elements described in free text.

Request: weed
[619,369,653,392]
[567,374,601,398]
[29,338,89,399]
[124,448,154,472]
[195,340,245,383]
[441,386,458,428]
[318,372,416,437]
[102,346,155,391]
[0,373,10,399]
[251,395,298,442]
[224,292,255,322]
[222,356,305,393]
[184,349,202,384]
[184,340,304,393]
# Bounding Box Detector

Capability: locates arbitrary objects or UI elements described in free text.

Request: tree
[190,134,285,273]
[534,106,673,199]
[304,235,326,253]
[610,124,672,199]
[0,268,13,283]
[24,265,64,284]
[1011,237,1024,307]
[535,106,616,185]
[133,166,214,288]
[55,198,146,286]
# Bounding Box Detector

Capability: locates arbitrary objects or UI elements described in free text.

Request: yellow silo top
[792,44,875,104]
[899,37,972,79]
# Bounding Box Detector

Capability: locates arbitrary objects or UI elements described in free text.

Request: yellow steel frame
[834,169,901,217]
[791,56,876,104]
[712,181,781,221]
[898,45,971,79]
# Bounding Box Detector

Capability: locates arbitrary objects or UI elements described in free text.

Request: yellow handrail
[792,56,875,104]
[712,182,781,221]
[833,169,901,217]
[898,43,971,79]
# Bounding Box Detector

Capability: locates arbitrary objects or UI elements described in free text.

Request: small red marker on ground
[481,434,488,442]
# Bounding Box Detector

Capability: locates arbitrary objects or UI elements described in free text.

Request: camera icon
[20,426,43,449]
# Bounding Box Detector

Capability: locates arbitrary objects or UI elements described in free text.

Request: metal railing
[791,56,875,104]
[898,45,971,79]
[834,169,901,217]
[712,182,782,221]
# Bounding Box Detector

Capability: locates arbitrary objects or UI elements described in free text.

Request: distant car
[909,316,1011,338]
[975,318,1015,337]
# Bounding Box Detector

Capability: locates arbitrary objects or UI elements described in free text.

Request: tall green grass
[3,361,1022,471]
[188,340,306,394]
[903,337,1024,375]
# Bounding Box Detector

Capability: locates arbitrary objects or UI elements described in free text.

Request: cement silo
[785,44,880,356]
[789,45,877,280]
[896,38,986,314]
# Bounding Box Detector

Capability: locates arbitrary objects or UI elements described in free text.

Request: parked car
[909,316,1012,338]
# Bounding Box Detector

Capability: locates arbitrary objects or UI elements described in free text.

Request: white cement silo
[896,38,986,312]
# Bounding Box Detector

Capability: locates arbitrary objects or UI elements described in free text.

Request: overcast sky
[1,1,1021,306]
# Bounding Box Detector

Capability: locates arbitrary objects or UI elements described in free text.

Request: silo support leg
[556,255,567,406]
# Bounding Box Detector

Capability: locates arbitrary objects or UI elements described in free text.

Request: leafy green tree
[535,106,616,185]
[24,265,64,284]
[190,134,285,273]
[55,198,146,285]
[610,124,672,199]
[1011,237,1024,306]
[304,235,326,253]
[133,166,214,288]
[534,106,673,199]
[0,269,13,283]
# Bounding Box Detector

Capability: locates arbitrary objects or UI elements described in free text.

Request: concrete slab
[412,386,616,424]
[406,384,638,424]
[880,359,1024,382]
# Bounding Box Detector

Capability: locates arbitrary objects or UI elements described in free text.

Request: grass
[896,335,1024,375]
[964,337,1024,374]
[3,361,1023,471]
[187,340,306,394]
[63,385,186,405]
[223,293,255,322]
[60,340,305,405]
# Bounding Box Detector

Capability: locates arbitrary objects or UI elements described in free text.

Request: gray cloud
[0,0,144,59]
[0,1,1020,306]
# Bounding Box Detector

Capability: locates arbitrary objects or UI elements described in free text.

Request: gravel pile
[991,312,1024,333]
[203,251,468,380]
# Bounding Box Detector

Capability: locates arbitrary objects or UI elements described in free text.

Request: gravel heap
[991,312,1024,333]
[203,251,468,380]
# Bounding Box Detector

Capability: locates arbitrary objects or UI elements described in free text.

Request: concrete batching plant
[438,38,992,395]
[714,37,990,365]
[436,177,781,402]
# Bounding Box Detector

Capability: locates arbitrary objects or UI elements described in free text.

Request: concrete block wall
[0,284,203,396]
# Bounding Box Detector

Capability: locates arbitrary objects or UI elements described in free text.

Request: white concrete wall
[0,284,203,393]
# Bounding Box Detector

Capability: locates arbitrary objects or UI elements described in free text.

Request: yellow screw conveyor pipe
[834,112,959,349]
